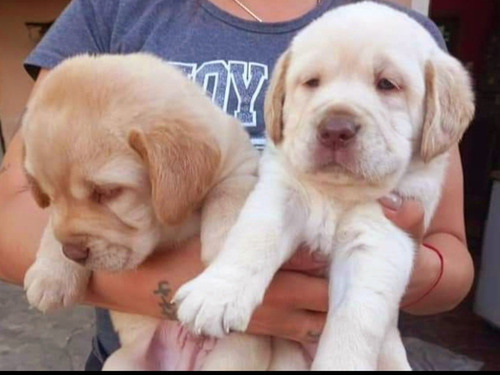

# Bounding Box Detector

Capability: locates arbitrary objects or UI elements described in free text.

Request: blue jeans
[84,308,120,371]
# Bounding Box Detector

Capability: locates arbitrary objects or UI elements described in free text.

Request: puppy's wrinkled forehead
[289,2,437,74]
[22,65,140,191]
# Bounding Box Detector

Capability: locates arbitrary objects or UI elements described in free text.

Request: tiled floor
[400,294,500,371]
[0,282,94,371]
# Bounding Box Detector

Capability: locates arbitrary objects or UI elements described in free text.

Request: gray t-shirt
[24,0,447,364]
[25,0,445,149]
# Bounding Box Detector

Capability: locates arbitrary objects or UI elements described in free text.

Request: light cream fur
[175,2,475,370]
[22,53,266,370]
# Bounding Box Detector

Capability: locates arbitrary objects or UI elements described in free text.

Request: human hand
[88,238,329,344]
[379,193,425,243]
[378,193,443,309]
[174,245,329,342]
[245,247,328,343]
[247,267,328,344]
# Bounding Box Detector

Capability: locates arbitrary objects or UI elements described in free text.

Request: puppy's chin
[313,144,357,172]
[82,243,153,272]
[84,244,134,271]
[305,144,401,187]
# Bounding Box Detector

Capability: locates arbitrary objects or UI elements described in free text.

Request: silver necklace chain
[232,0,322,23]
[233,0,264,22]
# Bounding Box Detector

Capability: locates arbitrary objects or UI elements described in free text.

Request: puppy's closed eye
[304,77,321,88]
[91,185,124,204]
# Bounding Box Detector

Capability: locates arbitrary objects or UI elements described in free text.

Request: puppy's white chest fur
[282,146,448,261]
[275,152,391,260]
[301,195,341,255]
[296,189,351,257]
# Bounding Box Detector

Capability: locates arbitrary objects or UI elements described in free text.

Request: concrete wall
[0,0,70,144]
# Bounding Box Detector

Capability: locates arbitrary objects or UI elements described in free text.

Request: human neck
[208,0,322,23]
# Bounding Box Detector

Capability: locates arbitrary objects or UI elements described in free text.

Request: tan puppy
[175,2,475,370]
[22,53,266,370]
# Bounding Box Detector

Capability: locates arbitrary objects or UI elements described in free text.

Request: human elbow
[441,254,475,312]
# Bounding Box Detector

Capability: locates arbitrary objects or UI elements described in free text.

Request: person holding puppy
[0,0,474,370]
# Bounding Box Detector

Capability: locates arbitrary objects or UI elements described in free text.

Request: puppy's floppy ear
[26,174,50,208]
[128,121,221,225]
[420,53,475,162]
[264,50,291,145]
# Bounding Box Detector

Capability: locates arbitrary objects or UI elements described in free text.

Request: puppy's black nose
[62,243,89,264]
[317,116,360,149]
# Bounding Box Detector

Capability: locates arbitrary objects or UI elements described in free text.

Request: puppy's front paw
[24,259,90,313]
[174,271,263,338]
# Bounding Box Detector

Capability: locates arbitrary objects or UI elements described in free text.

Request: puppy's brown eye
[92,186,123,204]
[377,78,398,91]
[304,78,320,88]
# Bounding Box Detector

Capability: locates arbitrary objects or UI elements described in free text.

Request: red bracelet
[401,243,444,309]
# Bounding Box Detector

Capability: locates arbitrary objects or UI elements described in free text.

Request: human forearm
[0,71,51,283]
[0,193,47,284]
[0,133,48,284]
[85,237,204,318]
[382,146,473,315]
[86,237,329,344]
[402,146,473,314]
[401,232,473,315]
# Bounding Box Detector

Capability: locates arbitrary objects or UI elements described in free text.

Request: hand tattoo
[153,280,177,320]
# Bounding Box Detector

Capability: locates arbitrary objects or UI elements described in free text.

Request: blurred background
[0,0,499,371]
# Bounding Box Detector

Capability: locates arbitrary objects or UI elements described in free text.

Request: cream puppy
[22,53,267,370]
[174,2,475,371]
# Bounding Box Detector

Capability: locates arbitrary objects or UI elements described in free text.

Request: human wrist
[401,243,443,310]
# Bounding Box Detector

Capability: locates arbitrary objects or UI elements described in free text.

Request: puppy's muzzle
[62,243,90,264]
[317,115,360,150]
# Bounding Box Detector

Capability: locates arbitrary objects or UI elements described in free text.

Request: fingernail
[380,193,402,211]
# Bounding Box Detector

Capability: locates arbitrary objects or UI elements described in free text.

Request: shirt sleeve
[24,0,116,79]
